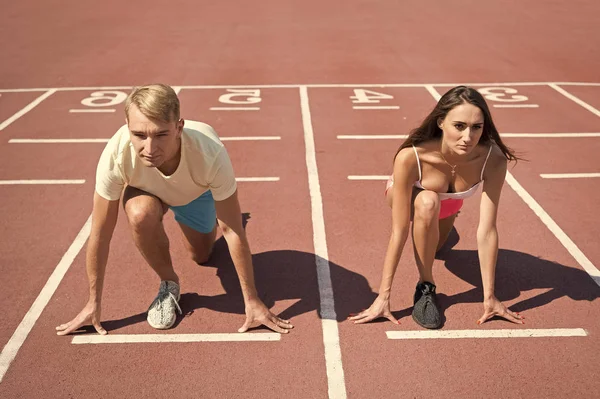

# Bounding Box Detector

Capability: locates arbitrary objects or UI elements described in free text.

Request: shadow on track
[101,213,378,332]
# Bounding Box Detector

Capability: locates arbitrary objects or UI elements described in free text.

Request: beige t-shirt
[95,120,237,206]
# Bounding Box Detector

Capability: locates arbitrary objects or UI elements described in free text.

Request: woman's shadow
[101,213,379,331]
[433,228,600,318]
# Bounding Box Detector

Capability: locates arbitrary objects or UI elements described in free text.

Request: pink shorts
[385,177,463,219]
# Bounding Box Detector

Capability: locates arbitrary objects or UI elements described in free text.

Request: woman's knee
[413,191,440,222]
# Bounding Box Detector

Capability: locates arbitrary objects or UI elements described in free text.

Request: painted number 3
[477,87,529,103]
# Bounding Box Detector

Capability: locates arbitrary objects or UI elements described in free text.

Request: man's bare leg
[123,186,179,284]
[177,222,217,265]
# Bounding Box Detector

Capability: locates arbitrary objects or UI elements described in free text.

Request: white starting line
[72,333,281,344]
[540,173,600,179]
[0,179,85,185]
[386,328,587,340]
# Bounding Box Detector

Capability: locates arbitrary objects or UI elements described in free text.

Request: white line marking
[209,107,260,111]
[352,106,400,110]
[0,179,85,185]
[8,136,282,144]
[172,86,182,94]
[549,84,600,117]
[0,215,92,383]
[540,173,600,179]
[299,86,347,399]
[220,136,281,141]
[386,328,587,340]
[493,104,539,108]
[337,135,408,139]
[427,86,442,101]
[337,133,600,139]
[0,89,56,131]
[69,109,116,113]
[9,139,110,143]
[348,176,388,180]
[500,133,600,138]
[72,333,281,344]
[424,85,440,100]
[505,172,600,287]
[4,82,600,93]
[235,177,279,182]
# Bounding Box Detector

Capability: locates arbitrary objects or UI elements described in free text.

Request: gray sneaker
[147,280,182,329]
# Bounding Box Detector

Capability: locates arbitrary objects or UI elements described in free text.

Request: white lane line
[5,82,600,93]
[337,135,408,139]
[0,89,56,131]
[235,177,279,182]
[501,133,600,137]
[352,106,399,110]
[0,215,92,383]
[549,84,600,118]
[299,86,347,399]
[220,136,281,141]
[0,179,85,185]
[540,173,600,179]
[337,133,600,139]
[424,84,440,100]
[172,86,182,94]
[72,333,280,344]
[69,109,115,113]
[505,172,600,287]
[8,136,281,144]
[386,328,587,340]
[493,104,539,108]
[9,139,109,143]
[348,176,388,180]
[209,107,260,111]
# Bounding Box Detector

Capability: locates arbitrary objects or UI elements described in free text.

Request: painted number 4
[350,89,399,110]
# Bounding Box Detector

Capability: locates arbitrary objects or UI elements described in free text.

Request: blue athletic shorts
[169,190,216,234]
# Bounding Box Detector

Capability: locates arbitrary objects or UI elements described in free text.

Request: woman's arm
[476,146,523,325]
[349,148,417,324]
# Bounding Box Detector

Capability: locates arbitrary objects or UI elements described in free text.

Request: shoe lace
[152,288,182,315]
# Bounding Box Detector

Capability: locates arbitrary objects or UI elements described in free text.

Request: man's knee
[190,245,213,265]
[125,201,163,232]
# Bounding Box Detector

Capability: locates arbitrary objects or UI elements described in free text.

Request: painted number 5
[219,89,262,104]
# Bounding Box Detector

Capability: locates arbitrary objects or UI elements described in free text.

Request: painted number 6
[81,91,128,107]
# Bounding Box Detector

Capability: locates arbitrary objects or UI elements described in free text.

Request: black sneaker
[412,282,442,329]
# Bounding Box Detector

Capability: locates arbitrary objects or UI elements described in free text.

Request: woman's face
[439,103,484,155]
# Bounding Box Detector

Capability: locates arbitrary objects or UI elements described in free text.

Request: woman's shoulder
[482,142,508,179]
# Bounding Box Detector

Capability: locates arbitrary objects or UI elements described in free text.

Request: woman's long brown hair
[394,86,519,162]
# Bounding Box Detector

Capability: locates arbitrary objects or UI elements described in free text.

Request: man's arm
[56,192,119,335]
[214,190,293,334]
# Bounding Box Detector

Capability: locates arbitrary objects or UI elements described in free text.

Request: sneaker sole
[147,293,181,330]
[411,312,442,329]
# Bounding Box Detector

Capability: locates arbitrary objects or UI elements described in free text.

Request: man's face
[126,104,183,169]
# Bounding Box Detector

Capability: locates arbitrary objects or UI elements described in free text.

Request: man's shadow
[432,227,600,320]
[102,213,378,331]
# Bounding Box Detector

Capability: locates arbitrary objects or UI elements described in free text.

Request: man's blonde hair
[124,84,180,123]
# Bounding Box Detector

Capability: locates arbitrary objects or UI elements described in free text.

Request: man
[56,84,293,335]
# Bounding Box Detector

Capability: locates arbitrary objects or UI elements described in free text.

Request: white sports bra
[412,145,493,200]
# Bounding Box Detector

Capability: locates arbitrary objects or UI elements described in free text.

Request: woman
[349,86,524,329]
